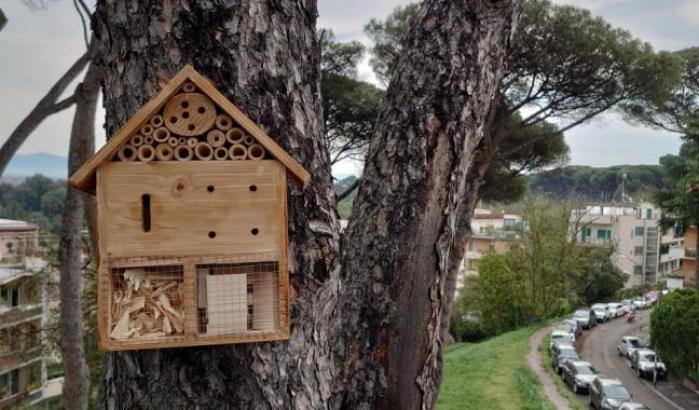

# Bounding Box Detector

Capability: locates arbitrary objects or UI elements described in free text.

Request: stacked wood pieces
[115,81,267,162]
[109,267,185,341]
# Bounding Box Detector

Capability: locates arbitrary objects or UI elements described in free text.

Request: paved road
[527,326,571,410]
[577,309,699,410]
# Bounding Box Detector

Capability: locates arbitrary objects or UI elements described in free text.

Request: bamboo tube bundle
[194,142,214,161]
[182,82,196,93]
[247,144,266,160]
[153,127,170,143]
[149,114,164,127]
[215,114,233,131]
[214,147,228,161]
[207,130,226,147]
[243,135,256,146]
[130,134,144,147]
[140,124,154,136]
[155,144,174,161]
[144,135,154,145]
[168,137,178,147]
[187,137,198,148]
[226,128,245,145]
[229,144,248,160]
[174,145,193,161]
[137,145,156,162]
[178,137,187,146]
[118,145,137,161]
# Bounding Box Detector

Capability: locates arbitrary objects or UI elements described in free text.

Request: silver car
[617,336,642,359]
[591,303,611,322]
[631,348,667,380]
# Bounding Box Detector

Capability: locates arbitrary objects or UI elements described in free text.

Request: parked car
[561,360,598,394]
[645,291,658,306]
[551,343,579,374]
[632,297,649,310]
[618,403,650,410]
[557,319,582,337]
[607,302,624,318]
[591,303,612,322]
[549,329,575,351]
[589,377,633,409]
[617,336,643,359]
[573,308,597,329]
[621,299,634,314]
[631,348,667,380]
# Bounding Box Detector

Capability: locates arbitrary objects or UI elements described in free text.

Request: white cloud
[679,0,699,26]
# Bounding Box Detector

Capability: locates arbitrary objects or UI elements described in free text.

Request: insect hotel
[69,65,309,351]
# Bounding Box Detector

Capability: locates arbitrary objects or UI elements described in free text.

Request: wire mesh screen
[196,261,280,337]
[108,265,186,342]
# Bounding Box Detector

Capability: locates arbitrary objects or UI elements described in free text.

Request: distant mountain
[4,153,67,180]
[528,165,667,202]
[334,175,359,199]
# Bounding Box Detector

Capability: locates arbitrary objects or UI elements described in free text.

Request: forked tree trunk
[58,61,100,410]
[94,0,519,409]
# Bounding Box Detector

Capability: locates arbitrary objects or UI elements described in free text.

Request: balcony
[0,304,41,328]
[0,391,25,408]
[684,248,697,259]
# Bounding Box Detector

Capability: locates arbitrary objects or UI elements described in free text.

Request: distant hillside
[5,153,67,180]
[334,175,359,199]
[529,165,667,201]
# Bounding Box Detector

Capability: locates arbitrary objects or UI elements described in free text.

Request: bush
[454,321,490,343]
[651,288,699,381]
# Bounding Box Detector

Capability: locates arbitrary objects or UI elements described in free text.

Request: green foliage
[575,247,628,304]
[438,325,554,410]
[477,253,523,334]
[0,175,65,234]
[529,165,667,201]
[651,289,699,380]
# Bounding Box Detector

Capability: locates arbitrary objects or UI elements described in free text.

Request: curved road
[577,309,699,410]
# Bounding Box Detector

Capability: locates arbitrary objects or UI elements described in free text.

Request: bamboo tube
[168,137,178,147]
[117,145,137,161]
[140,124,154,136]
[226,128,245,145]
[206,130,226,147]
[182,82,196,93]
[174,145,193,161]
[149,114,164,127]
[194,142,214,161]
[144,135,154,145]
[137,145,156,162]
[243,135,255,146]
[155,144,174,161]
[178,137,187,146]
[130,134,144,147]
[229,144,248,160]
[153,127,170,143]
[187,137,198,148]
[215,114,233,131]
[214,147,228,160]
[247,144,265,160]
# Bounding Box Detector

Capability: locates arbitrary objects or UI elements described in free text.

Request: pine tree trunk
[58,61,100,410]
[94,0,519,408]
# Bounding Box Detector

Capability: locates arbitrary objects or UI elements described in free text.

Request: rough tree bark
[0,45,93,176]
[94,0,519,409]
[58,61,100,410]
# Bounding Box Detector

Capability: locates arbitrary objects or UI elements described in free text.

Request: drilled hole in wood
[177,182,185,191]
[188,124,196,131]
[251,228,259,236]
[141,194,151,232]
[207,185,215,193]
[170,116,177,123]
[249,185,257,192]
[198,107,206,114]
[208,231,216,239]
[181,101,189,109]
[182,111,190,119]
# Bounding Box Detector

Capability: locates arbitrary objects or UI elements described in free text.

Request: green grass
[438,325,554,410]
[538,336,587,410]
[337,199,353,219]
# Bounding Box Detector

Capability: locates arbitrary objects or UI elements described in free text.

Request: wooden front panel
[97,161,286,259]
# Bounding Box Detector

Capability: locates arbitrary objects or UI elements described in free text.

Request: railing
[0,304,41,327]
[0,391,25,408]
[685,248,697,258]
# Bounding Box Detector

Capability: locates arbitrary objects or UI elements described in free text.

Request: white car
[591,303,612,322]
[607,302,624,318]
[632,298,648,310]
[549,329,575,351]
[621,299,634,314]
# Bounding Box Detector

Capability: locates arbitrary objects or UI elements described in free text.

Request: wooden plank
[69,66,194,194]
[185,68,311,188]
[105,329,289,351]
[183,262,197,336]
[276,169,290,332]
[205,274,248,336]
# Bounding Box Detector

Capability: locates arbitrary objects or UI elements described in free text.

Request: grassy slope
[438,326,554,410]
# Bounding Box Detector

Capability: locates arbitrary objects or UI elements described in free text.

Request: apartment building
[462,209,523,276]
[0,219,60,408]
[680,226,697,288]
[575,204,684,287]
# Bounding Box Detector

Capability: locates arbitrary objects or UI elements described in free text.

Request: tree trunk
[58,61,100,410]
[0,7,7,33]
[338,1,519,408]
[94,0,519,409]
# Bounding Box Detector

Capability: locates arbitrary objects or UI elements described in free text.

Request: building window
[1,285,20,308]
[647,209,653,219]
[468,241,474,251]
[635,227,645,236]
[596,229,612,240]
[633,265,643,275]
[634,246,643,256]
[582,227,592,242]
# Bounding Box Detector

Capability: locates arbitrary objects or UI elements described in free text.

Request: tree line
[0,174,65,234]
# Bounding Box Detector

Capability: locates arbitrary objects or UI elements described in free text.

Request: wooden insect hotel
[69,65,309,351]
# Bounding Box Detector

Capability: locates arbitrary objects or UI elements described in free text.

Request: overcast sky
[1,0,697,178]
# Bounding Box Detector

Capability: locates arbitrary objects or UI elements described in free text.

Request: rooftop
[0,219,38,232]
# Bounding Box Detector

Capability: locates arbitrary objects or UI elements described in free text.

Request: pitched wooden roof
[69,65,310,194]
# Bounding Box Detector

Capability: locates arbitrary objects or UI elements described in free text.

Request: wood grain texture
[162,92,216,136]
